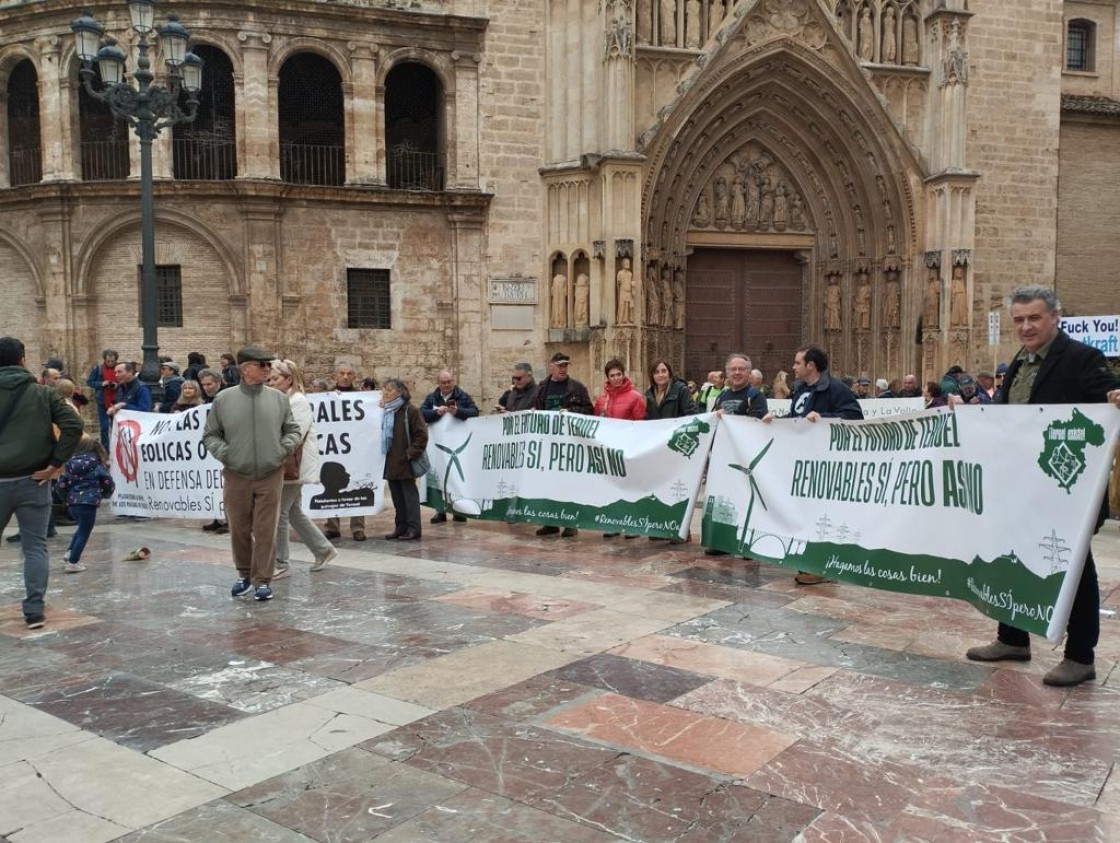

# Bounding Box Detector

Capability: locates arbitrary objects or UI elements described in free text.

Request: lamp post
[72,2,203,403]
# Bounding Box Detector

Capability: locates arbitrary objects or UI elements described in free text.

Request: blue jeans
[0,478,51,618]
[96,401,112,451]
[67,503,99,564]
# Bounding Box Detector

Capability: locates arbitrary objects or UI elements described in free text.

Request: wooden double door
[684,248,804,383]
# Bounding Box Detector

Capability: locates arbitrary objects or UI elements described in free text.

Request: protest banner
[765,397,925,419]
[701,406,1120,640]
[422,411,717,538]
[1059,315,1120,357]
[109,391,386,518]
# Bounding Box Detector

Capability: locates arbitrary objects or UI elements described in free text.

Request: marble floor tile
[0,695,92,766]
[545,692,798,778]
[149,700,400,791]
[112,799,319,842]
[504,607,673,655]
[432,586,598,620]
[608,633,808,687]
[24,671,246,752]
[371,787,621,842]
[463,673,600,722]
[0,603,101,638]
[2,734,226,834]
[165,660,346,714]
[303,686,435,726]
[355,639,579,709]
[230,747,468,841]
[545,652,713,703]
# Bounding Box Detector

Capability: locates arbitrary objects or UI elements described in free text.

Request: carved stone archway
[639,2,925,381]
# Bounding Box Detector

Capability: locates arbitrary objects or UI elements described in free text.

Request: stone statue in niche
[713,176,730,228]
[790,193,807,230]
[825,276,842,332]
[708,0,725,38]
[637,0,652,44]
[854,273,872,331]
[685,0,700,48]
[551,271,568,328]
[730,175,747,229]
[672,269,685,330]
[902,14,919,65]
[884,274,901,329]
[773,183,788,229]
[950,265,969,327]
[882,6,897,63]
[646,264,661,326]
[692,190,711,227]
[853,205,867,255]
[661,266,673,328]
[745,169,760,226]
[574,272,590,327]
[858,7,874,62]
[887,222,897,255]
[924,269,941,330]
[615,259,634,325]
[659,0,676,46]
[758,174,774,226]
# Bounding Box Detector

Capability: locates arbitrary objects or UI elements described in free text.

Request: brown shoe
[352,531,366,542]
[560,527,578,538]
[965,640,1032,663]
[1042,658,1095,686]
[324,528,341,540]
[794,572,831,585]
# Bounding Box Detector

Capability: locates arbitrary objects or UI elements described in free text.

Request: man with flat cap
[532,352,593,537]
[203,346,300,602]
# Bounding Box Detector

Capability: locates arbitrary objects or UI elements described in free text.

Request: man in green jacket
[0,337,84,629]
[203,346,300,602]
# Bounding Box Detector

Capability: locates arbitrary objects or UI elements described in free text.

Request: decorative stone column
[451,50,481,190]
[237,31,275,179]
[449,211,486,398]
[346,41,379,184]
[35,35,76,182]
[603,0,634,153]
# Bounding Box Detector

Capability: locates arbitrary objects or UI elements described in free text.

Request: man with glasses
[203,346,300,603]
[421,370,479,524]
[497,362,538,413]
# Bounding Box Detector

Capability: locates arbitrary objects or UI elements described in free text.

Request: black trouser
[998,550,1098,664]
[387,479,421,536]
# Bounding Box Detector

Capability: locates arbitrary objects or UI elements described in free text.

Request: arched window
[385,62,444,191]
[173,46,236,180]
[6,60,41,186]
[1066,19,1096,72]
[278,53,345,186]
[78,66,130,180]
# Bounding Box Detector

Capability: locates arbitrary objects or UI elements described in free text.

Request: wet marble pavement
[2,512,1119,842]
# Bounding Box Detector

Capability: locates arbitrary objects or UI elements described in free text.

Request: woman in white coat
[269,359,338,577]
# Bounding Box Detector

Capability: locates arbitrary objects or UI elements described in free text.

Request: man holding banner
[964,286,1120,686]
[203,346,300,602]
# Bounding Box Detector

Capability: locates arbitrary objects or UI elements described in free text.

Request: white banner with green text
[422,411,717,538]
[701,406,1120,640]
[109,392,386,518]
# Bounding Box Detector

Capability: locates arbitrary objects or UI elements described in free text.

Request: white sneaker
[65,562,86,573]
[63,550,71,563]
[310,546,338,572]
[272,565,291,581]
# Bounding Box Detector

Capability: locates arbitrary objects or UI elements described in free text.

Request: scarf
[381,396,404,455]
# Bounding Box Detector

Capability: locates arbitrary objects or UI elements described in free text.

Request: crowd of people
[2,285,1119,689]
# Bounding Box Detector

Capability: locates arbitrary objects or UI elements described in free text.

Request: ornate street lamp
[72,3,203,402]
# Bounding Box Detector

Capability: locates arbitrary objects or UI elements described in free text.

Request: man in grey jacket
[203,346,300,602]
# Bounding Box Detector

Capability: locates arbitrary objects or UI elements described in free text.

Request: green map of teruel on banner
[702,406,1119,640]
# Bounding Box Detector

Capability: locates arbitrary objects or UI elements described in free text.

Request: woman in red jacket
[593,358,646,539]
[593,358,646,421]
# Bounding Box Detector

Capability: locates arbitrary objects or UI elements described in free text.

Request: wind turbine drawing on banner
[728,438,774,547]
[435,434,473,513]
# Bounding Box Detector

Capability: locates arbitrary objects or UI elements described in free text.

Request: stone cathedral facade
[0,0,1116,405]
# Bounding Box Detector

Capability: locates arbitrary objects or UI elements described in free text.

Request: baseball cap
[977,370,994,379]
[236,345,277,365]
[549,352,571,364]
[875,378,889,390]
[995,363,1008,375]
[160,361,180,374]
[856,377,870,385]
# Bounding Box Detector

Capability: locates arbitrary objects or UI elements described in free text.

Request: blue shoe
[254,584,273,601]
[231,577,252,598]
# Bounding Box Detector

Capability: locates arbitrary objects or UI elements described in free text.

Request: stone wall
[1056,116,1120,317]
[965,0,1064,365]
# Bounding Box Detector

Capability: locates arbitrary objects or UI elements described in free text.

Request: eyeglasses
[511,375,525,382]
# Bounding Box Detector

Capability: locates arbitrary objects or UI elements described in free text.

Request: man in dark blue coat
[421,370,479,524]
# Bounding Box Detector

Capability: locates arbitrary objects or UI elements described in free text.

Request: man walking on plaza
[203,346,300,602]
[964,285,1120,686]
[0,337,84,629]
[421,370,479,524]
